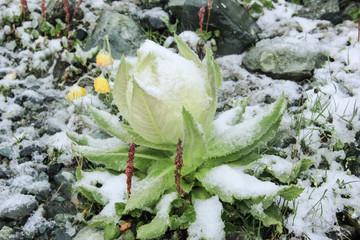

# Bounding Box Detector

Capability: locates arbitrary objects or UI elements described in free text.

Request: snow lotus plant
[68,35,303,239]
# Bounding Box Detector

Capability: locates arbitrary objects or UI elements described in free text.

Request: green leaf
[206,94,287,162]
[115,202,125,217]
[298,158,313,173]
[67,132,89,145]
[191,187,212,202]
[124,160,175,213]
[250,2,264,14]
[198,47,221,138]
[250,203,282,227]
[174,34,202,67]
[348,8,360,23]
[76,186,106,205]
[88,216,111,229]
[104,223,120,240]
[171,199,185,209]
[182,108,207,175]
[89,106,176,151]
[113,55,130,120]
[278,185,304,201]
[75,166,83,180]
[129,80,176,144]
[137,192,177,239]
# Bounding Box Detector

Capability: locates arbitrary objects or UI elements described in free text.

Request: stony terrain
[1,0,360,239]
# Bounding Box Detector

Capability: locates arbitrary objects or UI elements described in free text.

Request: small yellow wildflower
[66,85,88,101]
[96,49,113,67]
[94,77,110,93]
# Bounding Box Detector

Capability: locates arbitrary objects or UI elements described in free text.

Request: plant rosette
[69,35,302,240]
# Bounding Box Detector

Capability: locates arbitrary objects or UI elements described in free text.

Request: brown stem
[205,0,213,33]
[73,0,83,20]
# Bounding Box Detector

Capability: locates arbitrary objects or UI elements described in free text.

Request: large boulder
[242,39,329,81]
[84,12,143,58]
[169,0,260,56]
[297,0,341,24]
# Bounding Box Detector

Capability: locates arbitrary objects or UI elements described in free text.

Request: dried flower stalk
[41,0,46,20]
[63,0,70,32]
[21,0,28,19]
[73,0,82,20]
[174,138,185,197]
[198,6,206,36]
[126,143,137,198]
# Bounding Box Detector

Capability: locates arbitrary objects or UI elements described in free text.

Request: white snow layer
[188,196,225,240]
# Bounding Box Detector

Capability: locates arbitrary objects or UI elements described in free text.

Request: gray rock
[0,145,13,158]
[242,39,329,81]
[0,194,38,220]
[54,168,76,200]
[0,226,14,240]
[84,12,143,58]
[73,226,104,240]
[169,0,260,55]
[19,144,41,158]
[298,0,341,24]
[54,229,72,240]
[139,7,169,29]
[0,167,9,179]
[46,0,83,25]
[168,0,186,19]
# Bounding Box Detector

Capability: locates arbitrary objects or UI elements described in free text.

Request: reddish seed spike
[21,0,28,19]
[63,0,70,32]
[41,0,46,20]
[198,6,206,36]
[174,138,185,197]
[126,143,136,198]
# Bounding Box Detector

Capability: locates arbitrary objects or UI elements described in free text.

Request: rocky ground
[1,0,360,239]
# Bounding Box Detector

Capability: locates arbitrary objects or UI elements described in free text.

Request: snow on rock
[23,206,55,236]
[0,193,38,220]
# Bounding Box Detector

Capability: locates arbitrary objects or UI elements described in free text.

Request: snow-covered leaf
[206,94,287,162]
[113,55,130,120]
[196,165,282,204]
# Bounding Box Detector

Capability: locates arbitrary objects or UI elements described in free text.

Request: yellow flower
[96,49,113,67]
[94,77,110,93]
[66,85,88,101]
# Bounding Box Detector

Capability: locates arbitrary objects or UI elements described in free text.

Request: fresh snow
[0,0,360,239]
[188,196,225,240]
[203,165,281,198]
